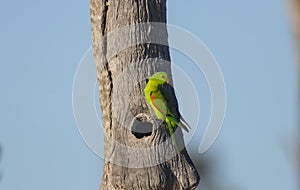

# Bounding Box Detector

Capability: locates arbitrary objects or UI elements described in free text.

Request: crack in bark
[101,0,109,36]
[101,0,114,132]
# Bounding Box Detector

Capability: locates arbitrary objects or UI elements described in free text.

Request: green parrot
[144,71,190,152]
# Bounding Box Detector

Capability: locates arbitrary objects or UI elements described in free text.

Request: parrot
[144,71,190,152]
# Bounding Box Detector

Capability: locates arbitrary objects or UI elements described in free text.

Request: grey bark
[291,0,300,49]
[290,0,300,187]
[90,0,200,189]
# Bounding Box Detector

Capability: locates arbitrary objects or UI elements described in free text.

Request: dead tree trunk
[290,0,300,187]
[90,0,200,189]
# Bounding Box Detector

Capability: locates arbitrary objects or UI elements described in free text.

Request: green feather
[144,72,190,153]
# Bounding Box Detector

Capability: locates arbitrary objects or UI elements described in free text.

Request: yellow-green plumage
[144,72,190,152]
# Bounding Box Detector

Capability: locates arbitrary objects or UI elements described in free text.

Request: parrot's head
[150,71,170,84]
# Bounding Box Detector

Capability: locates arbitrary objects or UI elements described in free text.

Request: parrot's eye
[161,75,165,79]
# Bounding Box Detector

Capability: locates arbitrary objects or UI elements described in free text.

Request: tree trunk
[290,0,300,187]
[90,0,200,189]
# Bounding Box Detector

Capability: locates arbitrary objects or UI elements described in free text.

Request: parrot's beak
[166,79,170,84]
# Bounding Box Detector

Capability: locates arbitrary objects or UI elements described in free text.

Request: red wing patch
[150,94,155,101]
[152,99,167,115]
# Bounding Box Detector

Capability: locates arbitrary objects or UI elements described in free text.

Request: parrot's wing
[151,98,168,116]
[160,83,191,131]
[160,83,180,117]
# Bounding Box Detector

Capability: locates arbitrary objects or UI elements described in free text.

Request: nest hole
[131,113,153,139]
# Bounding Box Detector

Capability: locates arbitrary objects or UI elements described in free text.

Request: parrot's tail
[178,121,190,132]
[165,114,190,132]
[171,131,180,153]
[166,118,180,153]
[166,115,187,153]
[180,116,191,131]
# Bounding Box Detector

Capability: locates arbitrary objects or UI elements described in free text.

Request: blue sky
[0,0,298,190]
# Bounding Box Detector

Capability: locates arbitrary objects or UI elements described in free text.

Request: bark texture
[90,0,200,189]
[290,0,300,186]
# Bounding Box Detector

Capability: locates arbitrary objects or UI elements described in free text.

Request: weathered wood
[90,0,200,189]
[290,0,300,187]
